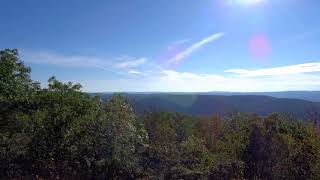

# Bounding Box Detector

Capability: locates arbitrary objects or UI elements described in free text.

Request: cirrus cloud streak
[167,32,225,64]
[78,69,320,92]
[21,50,148,71]
[225,62,320,77]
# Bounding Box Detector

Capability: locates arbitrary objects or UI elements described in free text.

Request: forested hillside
[1,49,320,179]
[207,91,320,102]
[93,91,320,103]
[93,93,320,118]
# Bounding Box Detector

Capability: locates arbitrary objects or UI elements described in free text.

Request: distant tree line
[1,49,320,179]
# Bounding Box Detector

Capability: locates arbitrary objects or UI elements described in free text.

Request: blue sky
[1,0,320,92]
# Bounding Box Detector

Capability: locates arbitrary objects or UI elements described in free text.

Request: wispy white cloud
[22,51,107,69]
[78,71,320,92]
[22,50,147,71]
[113,57,147,69]
[77,65,320,92]
[128,70,146,75]
[22,50,320,92]
[172,39,190,46]
[225,62,320,77]
[167,39,190,50]
[175,39,190,44]
[168,32,224,64]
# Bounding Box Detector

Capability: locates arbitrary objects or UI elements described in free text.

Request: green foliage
[142,112,183,178]
[179,136,216,179]
[0,49,39,99]
[1,49,320,179]
[102,95,143,178]
[194,115,224,151]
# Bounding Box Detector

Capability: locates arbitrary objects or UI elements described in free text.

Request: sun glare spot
[228,0,265,6]
[249,34,272,60]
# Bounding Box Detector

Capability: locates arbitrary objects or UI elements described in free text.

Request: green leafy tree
[19,77,101,178]
[0,49,40,178]
[178,135,215,179]
[99,95,144,178]
[143,112,183,179]
[1,48,320,179]
[195,115,224,151]
[0,49,39,99]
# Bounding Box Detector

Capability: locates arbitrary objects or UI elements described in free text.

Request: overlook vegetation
[1,49,320,179]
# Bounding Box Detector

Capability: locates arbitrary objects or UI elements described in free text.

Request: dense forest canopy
[1,49,320,179]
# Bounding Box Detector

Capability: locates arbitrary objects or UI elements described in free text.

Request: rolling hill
[91,93,320,118]
[205,91,320,102]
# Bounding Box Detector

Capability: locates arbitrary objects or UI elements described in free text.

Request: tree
[1,48,320,179]
[143,112,183,179]
[0,49,39,99]
[195,114,223,151]
[101,95,144,178]
[20,77,101,178]
[0,49,40,178]
[276,119,320,179]
[179,135,215,179]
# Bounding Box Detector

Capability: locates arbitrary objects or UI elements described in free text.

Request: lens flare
[249,34,272,60]
[157,41,187,69]
[228,0,265,6]
[240,0,264,4]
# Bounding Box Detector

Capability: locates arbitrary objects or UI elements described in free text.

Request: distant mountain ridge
[91,91,320,102]
[90,92,320,118]
[205,91,320,102]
